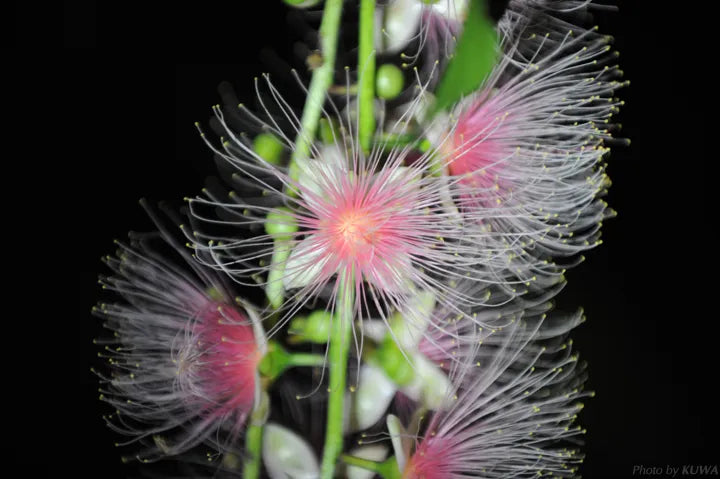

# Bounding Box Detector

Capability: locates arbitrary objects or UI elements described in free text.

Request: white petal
[384,165,414,187]
[283,236,329,290]
[425,109,453,147]
[353,365,397,431]
[431,0,468,21]
[263,423,320,479]
[398,367,422,403]
[386,414,412,472]
[297,144,345,202]
[361,319,387,343]
[365,252,415,294]
[383,0,423,53]
[401,353,454,410]
[251,380,270,425]
[393,92,435,124]
[346,444,389,479]
[393,290,437,349]
[318,143,346,168]
[236,297,268,355]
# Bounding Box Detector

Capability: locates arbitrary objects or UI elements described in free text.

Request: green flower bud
[289,310,333,344]
[253,132,284,165]
[376,64,404,100]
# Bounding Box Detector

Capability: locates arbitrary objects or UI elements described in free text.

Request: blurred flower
[351,280,564,430]
[389,308,590,478]
[93,204,266,461]
[425,1,624,288]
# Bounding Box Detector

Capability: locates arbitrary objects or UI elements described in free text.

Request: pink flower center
[191,303,260,421]
[305,171,422,290]
[446,96,508,197]
[330,208,380,259]
[403,439,452,479]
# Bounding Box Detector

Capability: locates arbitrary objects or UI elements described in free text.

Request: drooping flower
[93,203,266,461]
[423,0,624,287]
[389,308,590,478]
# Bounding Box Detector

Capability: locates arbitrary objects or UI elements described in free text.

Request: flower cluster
[94,1,624,477]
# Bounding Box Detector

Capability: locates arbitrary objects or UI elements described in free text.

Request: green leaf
[431,0,498,115]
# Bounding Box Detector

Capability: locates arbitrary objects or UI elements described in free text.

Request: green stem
[258,340,326,381]
[243,389,269,478]
[375,132,431,153]
[358,0,376,154]
[320,272,355,478]
[269,0,343,311]
[289,352,326,368]
[242,423,263,479]
[341,455,402,479]
[289,0,344,184]
[266,0,343,311]
[342,454,382,473]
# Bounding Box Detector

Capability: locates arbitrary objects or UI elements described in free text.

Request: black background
[11,1,714,478]
[63,0,96,48]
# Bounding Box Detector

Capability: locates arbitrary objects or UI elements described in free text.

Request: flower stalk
[265,208,298,309]
[242,423,263,479]
[270,0,343,310]
[320,270,355,479]
[289,0,344,183]
[358,0,376,153]
[243,389,269,478]
[258,340,326,381]
[342,454,401,479]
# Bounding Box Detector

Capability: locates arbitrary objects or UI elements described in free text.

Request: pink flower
[444,90,509,199]
[391,309,590,478]
[188,92,524,330]
[94,204,265,461]
[284,158,427,297]
[423,3,625,289]
[352,281,564,428]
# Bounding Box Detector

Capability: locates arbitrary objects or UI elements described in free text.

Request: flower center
[338,210,376,246]
[448,124,499,185]
[187,303,260,417]
[445,95,508,197]
[402,441,447,479]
